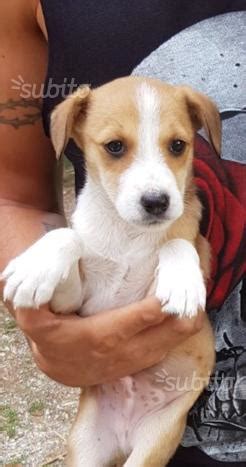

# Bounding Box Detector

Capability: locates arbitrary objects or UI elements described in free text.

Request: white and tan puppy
[2,77,220,466]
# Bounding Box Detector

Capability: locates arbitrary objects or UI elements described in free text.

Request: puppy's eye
[105,140,125,157]
[169,139,186,156]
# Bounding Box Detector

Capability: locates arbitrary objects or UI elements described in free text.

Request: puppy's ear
[180,86,221,156]
[50,85,91,159]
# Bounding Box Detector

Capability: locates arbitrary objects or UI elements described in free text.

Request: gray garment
[133,11,246,164]
[133,12,246,462]
[185,281,246,462]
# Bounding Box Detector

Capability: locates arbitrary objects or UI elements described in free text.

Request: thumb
[15,305,60,341]
[105,297,166,338]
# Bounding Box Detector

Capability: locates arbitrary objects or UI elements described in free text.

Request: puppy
[2,77,220,466]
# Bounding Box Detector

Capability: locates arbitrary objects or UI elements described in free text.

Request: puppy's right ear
[50,85,91,159]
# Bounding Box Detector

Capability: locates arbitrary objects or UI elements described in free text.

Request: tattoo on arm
[0,98,42,129]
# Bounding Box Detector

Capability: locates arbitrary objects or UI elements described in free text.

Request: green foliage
[29,400,45,416]
[0,405,18,438]
[3,319,17,334]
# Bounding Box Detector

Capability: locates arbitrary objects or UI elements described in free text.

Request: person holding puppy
[0,1,245,465]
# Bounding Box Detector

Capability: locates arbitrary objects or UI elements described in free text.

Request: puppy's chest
[80,240,158,316]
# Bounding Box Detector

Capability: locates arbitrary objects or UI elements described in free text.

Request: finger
[91,297,168,340]
[31,342,82,387]
[134,310,205,353]
[15,305,60,341]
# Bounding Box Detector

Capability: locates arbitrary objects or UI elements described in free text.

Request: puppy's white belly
[79,353,198,456]
[80,253,157,316]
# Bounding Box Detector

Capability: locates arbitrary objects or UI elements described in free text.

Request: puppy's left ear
[180,86,221,156]
[50,85,91,159]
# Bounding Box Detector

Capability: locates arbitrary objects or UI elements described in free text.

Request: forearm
[0,202,66,314]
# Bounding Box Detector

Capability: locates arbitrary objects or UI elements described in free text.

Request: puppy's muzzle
[140,192,170,217]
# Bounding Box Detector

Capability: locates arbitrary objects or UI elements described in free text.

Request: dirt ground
[0,164,80,466]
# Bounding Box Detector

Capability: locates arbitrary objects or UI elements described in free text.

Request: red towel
[194,135,246,310]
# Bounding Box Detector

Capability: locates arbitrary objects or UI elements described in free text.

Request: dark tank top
[40,0,244,192]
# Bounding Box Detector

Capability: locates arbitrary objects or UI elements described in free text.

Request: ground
[0,162,79,466]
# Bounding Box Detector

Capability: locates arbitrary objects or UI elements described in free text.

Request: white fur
[72,177,161,316]
[116,83,183,226]
[2,229,84,312]
[156,239,206,317]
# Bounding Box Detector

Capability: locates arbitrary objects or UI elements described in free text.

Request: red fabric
[194,135,246,311]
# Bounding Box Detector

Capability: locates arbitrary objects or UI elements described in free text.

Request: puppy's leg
[51,260,84,313]
[2,228,84,312]
[68,390,120,467]
[124,391,198,467]
[155,239,206,318]
[124,318,214,467]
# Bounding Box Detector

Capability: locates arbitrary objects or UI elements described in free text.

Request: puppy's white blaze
[115,82,184,226]
[136,82,160,160]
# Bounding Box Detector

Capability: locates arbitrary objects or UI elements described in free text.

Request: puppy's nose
[140,192,170,216]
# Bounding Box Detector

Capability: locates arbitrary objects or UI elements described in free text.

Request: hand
[14,297,204,387]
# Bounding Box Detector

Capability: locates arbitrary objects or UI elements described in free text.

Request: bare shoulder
[0,0,40,31]
[0,0,47,41]
[36,2,48,40]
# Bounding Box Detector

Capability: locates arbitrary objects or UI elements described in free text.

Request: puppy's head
[51,77,221,229]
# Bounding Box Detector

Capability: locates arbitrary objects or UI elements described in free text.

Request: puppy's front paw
[2,251,69,310]
[1,229,82,310]
[156,265,206,318]
[155,239,206,318]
